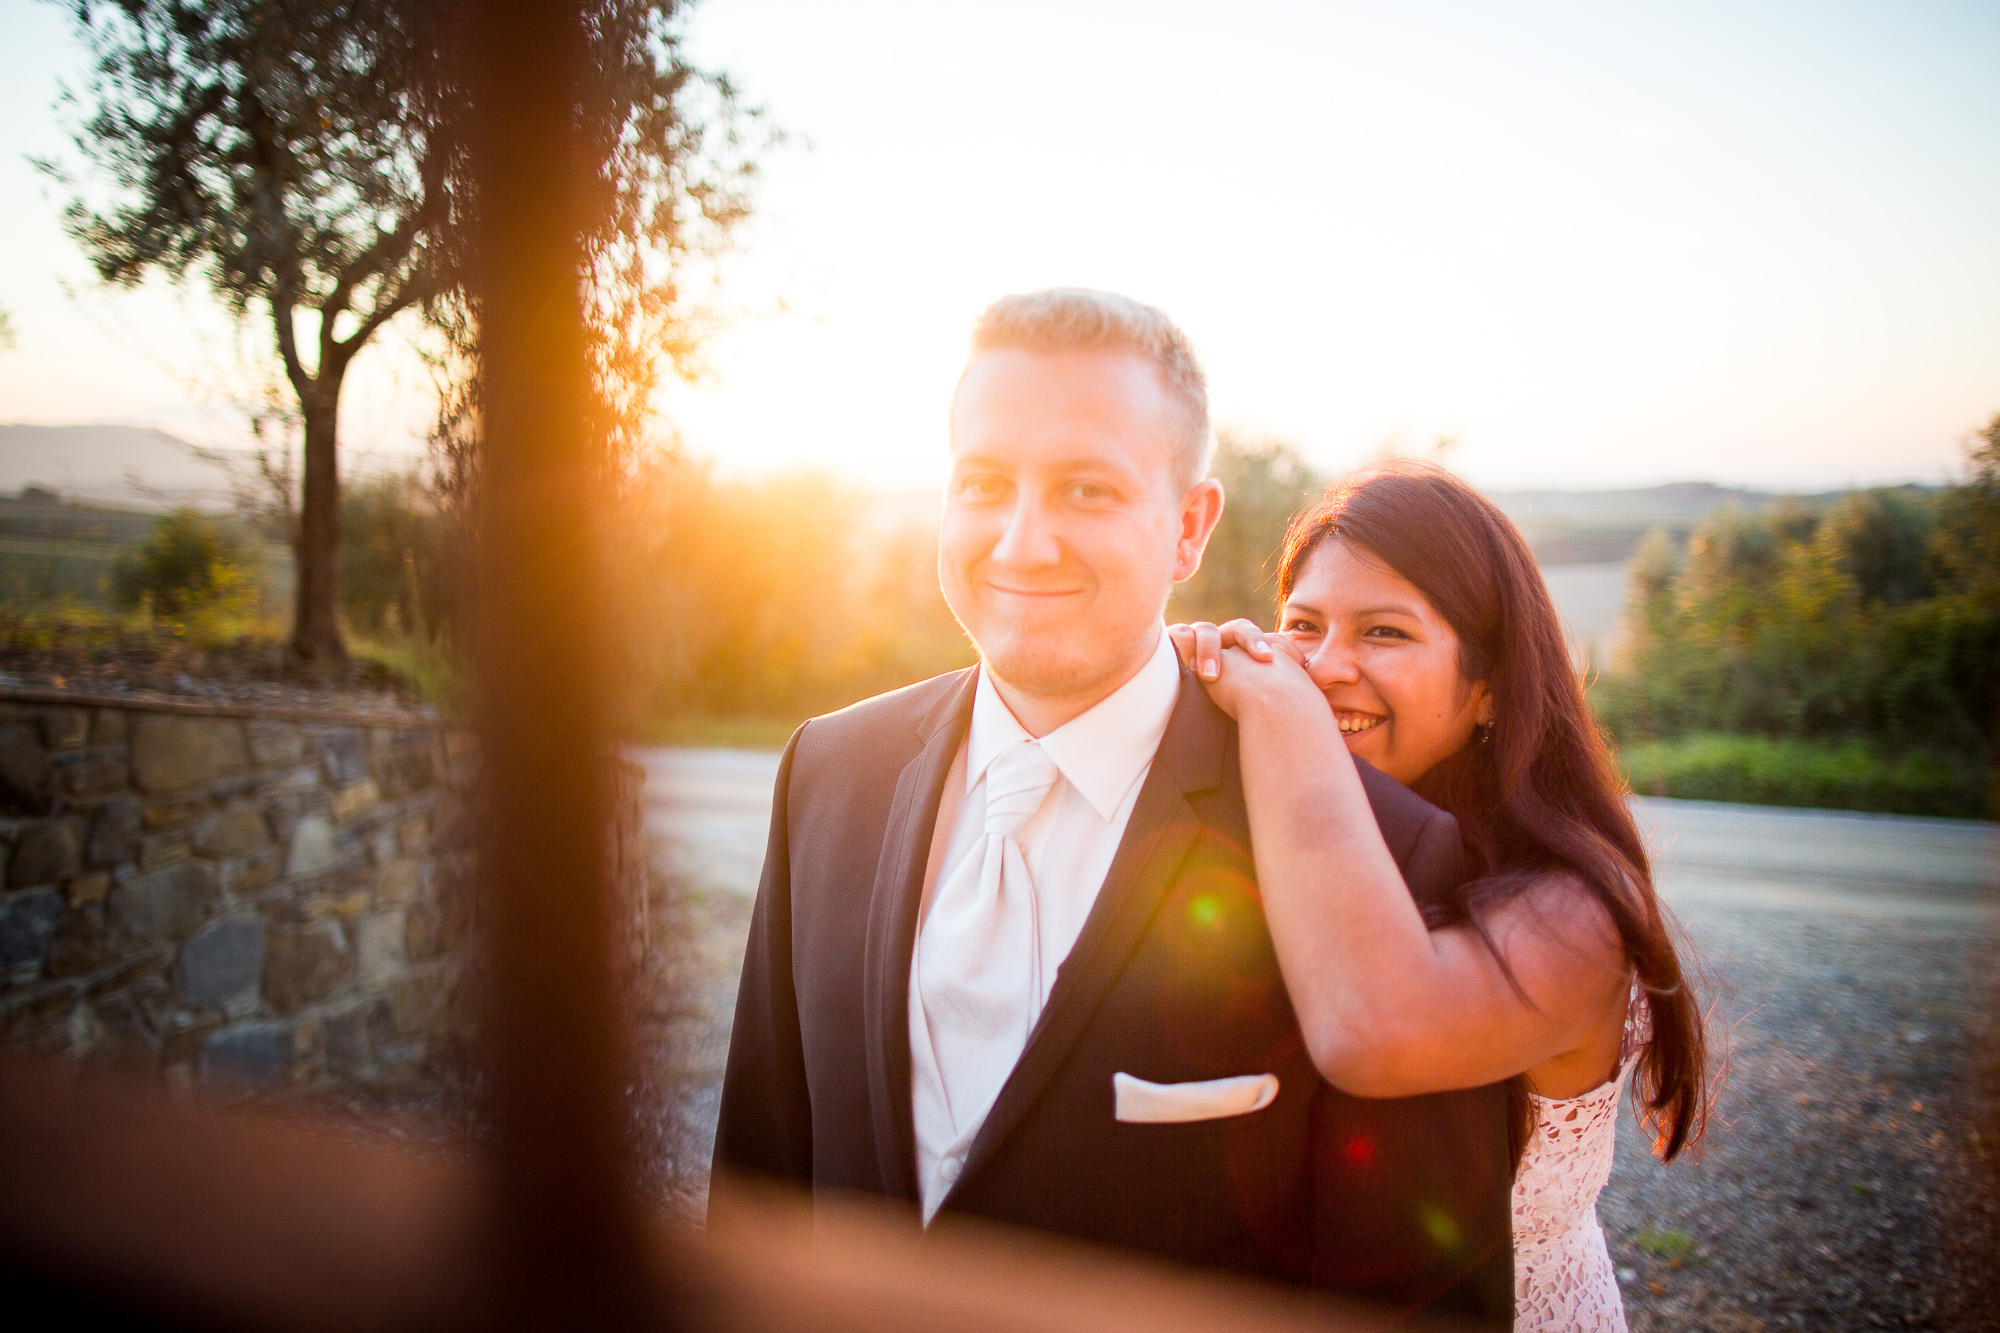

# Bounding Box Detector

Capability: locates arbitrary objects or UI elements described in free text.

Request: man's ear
[1173,478,1225,582]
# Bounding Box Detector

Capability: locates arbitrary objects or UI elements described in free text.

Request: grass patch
[0,598,282,652]
[349,633,462,712]
[1616,733,1990,820]
[1631,1228,1697,1264]
[0,542,125,606]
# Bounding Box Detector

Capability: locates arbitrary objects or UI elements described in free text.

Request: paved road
[638,746,1998,915]
[636,747,779,899]
[635,747,1999,1329]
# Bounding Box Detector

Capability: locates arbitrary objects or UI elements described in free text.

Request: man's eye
[1068,481,1113,502]
[958,475,1006,498]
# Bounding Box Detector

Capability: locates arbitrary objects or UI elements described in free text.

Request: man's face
[941,348,1219,708]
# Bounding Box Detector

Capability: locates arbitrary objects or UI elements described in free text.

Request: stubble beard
[977,616,1161,716]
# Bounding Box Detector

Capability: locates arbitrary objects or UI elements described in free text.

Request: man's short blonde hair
[963,288,1213,488]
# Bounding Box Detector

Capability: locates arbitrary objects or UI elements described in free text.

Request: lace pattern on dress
[1510,986,1650,1332]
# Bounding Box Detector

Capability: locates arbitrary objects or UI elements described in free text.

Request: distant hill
[1483,480,1919,566]
[0,424,246,509]
[1486,480,1795,524]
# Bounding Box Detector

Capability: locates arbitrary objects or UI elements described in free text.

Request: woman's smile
[1332,708,1385,736]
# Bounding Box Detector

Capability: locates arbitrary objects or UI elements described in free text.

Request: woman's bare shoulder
[1478,870,1629,995]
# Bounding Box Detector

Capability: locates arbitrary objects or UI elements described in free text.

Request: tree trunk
[291,386,347,662]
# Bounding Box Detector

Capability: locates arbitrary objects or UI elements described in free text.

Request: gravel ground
[1601,884,1999,1331]
[634,876,755,1217]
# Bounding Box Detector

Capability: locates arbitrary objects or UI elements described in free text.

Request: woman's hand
[1167,620,1314,719]
[1167,619,1306,681]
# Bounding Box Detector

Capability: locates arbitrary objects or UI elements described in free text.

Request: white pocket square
[1113,1072,1280,1124]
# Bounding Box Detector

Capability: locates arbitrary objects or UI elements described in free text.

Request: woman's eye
[1283,619,1320,635]
[1364,625,1412,640]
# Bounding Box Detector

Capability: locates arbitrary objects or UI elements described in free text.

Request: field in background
[0,493,160,605]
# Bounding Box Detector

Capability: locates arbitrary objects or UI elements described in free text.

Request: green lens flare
[1420,1205,1463,1254]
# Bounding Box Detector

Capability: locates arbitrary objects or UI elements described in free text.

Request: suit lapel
[861,667,977,1204]
[951,670,1229,1197]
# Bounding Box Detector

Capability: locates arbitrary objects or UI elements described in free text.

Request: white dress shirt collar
[965,626,1182,821]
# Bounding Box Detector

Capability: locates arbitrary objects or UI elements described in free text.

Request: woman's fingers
[1194,622,1225,681]
[1215,619,1310,667]
[1265,635,1309,666]
[1216,619,1270,661]
[1172,620,1301,683]
[1167,622,1228,679]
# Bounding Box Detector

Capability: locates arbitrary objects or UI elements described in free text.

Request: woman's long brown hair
[1276,459,1707,1162]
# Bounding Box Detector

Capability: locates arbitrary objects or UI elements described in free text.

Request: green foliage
[340,472,457,640]
[614,450,973,729]
[314,450,980,730]
[1595,421,2000,816]
[1617,734,1984,819]
[349,631,462,711]
[1172,433,1325,625]
[113,510,251,619]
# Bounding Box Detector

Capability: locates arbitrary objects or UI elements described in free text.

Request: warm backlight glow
[1,2,1995,493]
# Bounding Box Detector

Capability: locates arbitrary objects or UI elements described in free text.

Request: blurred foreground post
[463,0,656,1324]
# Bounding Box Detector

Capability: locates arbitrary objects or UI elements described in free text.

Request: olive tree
[46,0,756,660]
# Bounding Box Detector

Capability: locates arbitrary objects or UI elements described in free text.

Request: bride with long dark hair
[1172,459,1707,1332]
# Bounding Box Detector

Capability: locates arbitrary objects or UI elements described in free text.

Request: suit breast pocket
[1111,1071,1281,1139]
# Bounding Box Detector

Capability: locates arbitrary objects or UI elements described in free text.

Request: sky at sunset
[2,0,1997,493]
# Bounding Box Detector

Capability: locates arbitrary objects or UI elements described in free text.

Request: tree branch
[271,287,310,393]
[321,212,425,325]
[328,271,434,374]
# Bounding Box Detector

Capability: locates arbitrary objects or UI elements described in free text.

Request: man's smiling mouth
[1333,709,1384,736]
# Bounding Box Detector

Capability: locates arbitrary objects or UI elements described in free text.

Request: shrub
[112,509,251,618]
[1594,422,2000,816]
[1617,734,1988,820]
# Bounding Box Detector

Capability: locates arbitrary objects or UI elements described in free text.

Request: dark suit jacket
[713,665,1514,1326]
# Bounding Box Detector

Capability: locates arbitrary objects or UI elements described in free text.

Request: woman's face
[1278,539,1491,785]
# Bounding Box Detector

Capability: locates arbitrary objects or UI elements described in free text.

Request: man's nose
[1305,638,1361,687]
[989,495,1061,568]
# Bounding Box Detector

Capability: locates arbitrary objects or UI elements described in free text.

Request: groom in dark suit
[713,289,1513,1325]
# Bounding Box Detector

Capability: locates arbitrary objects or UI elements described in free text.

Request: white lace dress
[1511,995,1649,1332]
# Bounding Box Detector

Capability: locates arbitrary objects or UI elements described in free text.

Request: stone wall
[0,689,634,1097]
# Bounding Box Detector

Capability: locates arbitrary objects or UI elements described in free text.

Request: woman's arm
[1208,640,1629,1099]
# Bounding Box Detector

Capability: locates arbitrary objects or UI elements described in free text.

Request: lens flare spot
[1420,1205,1463,1254]
[1342,1134,1375,1166]
[1187,893,1226,930]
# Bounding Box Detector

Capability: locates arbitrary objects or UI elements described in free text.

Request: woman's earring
[1476,719,1495,744]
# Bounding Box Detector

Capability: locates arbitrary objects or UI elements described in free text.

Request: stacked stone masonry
[0,692,587,1098]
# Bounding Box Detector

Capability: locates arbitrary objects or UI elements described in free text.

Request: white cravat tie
[916,739,1062,1142]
